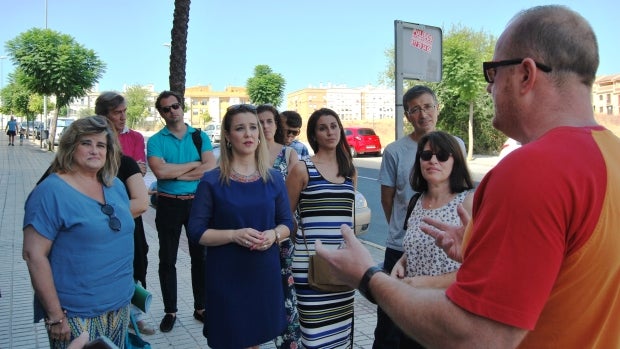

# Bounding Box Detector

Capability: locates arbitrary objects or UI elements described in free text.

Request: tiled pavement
[0,134,386,348]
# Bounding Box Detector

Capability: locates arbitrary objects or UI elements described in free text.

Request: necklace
[422,193,455,210]
[230,169,260,183]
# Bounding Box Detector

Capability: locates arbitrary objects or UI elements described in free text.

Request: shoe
[193,310,204,323]
[159,313,176,332]
[137,320,156,335]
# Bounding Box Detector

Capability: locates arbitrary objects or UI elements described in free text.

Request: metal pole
[42,0,48,148]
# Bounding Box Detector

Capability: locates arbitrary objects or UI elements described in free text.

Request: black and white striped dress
[292,158,355,349]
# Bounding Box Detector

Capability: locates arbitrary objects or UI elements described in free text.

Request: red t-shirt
[118,129,146,163]
[447,127,620,348]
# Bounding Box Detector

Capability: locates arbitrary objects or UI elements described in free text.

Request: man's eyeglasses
[161,103,181,114]
[285,129,300,137]
[406,104,436,116]
[419,150,451,162]
[100,204,121,232]
[483,58,552,83]
[227,104,257,113]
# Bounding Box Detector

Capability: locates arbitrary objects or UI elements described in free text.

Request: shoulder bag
[302,227,354,293]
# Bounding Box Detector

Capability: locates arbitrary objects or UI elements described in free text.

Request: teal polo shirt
[147,124,213,195]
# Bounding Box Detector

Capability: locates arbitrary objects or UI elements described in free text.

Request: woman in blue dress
[188,104,294,349]
[286,108,357,348]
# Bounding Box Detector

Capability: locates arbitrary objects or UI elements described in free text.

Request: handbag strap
[300,226,313,257]
[403,192,422,230]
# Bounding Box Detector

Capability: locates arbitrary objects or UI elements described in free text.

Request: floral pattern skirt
[274,239,302,349]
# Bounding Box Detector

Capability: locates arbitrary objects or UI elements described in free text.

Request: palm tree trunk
[169,0,191,97]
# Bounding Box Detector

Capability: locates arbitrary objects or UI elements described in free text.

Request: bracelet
[273,227,281,246]
[44,312,67,331]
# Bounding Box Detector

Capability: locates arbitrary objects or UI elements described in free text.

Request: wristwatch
[358,265,385,304]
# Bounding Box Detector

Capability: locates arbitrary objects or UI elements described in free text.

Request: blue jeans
[155,196,205,314]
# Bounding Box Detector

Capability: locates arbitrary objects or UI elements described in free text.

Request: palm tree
[169,0,191,97]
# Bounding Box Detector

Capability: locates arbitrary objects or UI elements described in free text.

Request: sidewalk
[0,134,384,349]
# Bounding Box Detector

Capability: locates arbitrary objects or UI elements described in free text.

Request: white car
[204,123,221,143]
[211,144,371,235]
[499,138,521,159]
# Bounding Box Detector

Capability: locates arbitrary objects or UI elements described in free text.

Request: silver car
[211,144,371,235]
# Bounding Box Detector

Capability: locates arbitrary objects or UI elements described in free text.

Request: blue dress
[293,159,355,349]
[188,168,293,349]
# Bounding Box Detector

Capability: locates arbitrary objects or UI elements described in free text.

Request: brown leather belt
[158,192,195,200]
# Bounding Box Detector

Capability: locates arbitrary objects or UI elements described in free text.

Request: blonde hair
[50,115,121,186]
[219,105,271,184]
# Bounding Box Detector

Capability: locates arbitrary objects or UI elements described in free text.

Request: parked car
[344,127,382,157]
[210,144,371,235]
[205,122,221,143]
[499,138,521,159]
[53,118,75,145]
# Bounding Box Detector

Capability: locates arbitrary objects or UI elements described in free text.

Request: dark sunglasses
[161,103,181,113]
[419,150,451,162]
[227,104,257,113]
[285,129,300,136]
[482,58,552,83]
[100,203,121,232]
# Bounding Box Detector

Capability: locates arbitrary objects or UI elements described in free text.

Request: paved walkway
[0,134,385,348]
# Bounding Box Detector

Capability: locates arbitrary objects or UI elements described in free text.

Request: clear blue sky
[1,0,617,99]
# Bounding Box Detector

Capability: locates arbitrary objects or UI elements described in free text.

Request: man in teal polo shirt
[147,90,217,332]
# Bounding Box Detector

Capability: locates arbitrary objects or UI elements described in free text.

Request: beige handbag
[301,227,353,293]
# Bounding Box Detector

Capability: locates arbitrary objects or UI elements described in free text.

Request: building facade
[184,85,250,127]
[592,74,620,116]
[285,83,395,122]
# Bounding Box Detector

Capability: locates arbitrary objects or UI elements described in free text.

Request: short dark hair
[504,5,598,86]
[280,110,302,128]
[95,91,125,116]
[410,131,473,193]
[155,90,183,111]
[402,85,438,110]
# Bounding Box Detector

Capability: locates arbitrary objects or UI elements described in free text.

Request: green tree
[0,73,34,120]
[169,0,191,97]
[125,85,151,129]
[5,28,105,150]
[247,65,286,106]
[380,26,505,154]
[199,111,212,128]
[437,25,496,158]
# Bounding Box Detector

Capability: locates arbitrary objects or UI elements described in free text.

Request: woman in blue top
[23,116,135,348]
[188,104,294,349]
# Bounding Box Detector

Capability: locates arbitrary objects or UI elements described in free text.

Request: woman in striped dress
[286,108,357,349]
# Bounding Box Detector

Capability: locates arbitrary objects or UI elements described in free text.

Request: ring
[263,244,267,248]
[245,240,250,246]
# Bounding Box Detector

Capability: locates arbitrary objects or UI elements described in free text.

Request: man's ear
[519,58,538,92]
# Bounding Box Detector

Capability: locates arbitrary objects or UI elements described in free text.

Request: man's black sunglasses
[483,58,552,83]
[161,103,182,113]
[101,203,121,232]
[285,129,300,136]
[419,150,451,162]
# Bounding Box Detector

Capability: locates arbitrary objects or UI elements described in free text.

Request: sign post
[394,21,442,140]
